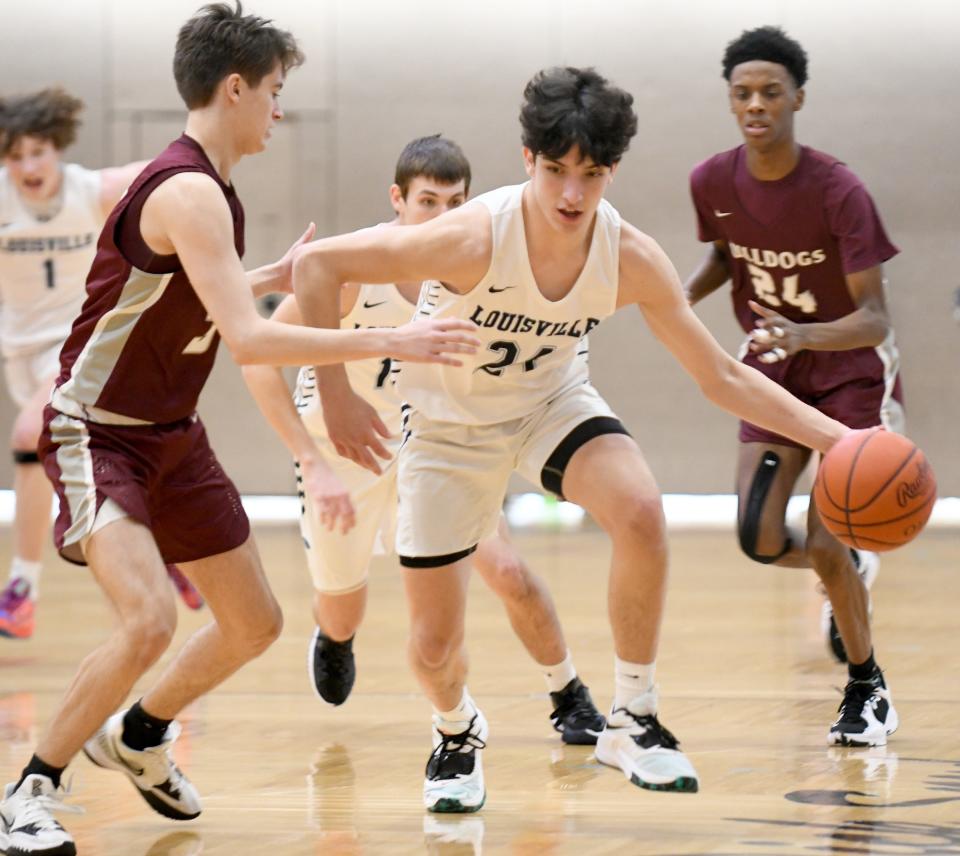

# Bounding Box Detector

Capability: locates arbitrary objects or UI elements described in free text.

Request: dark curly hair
[0,88,84,157]
[174,1,304,109]
[394,135,471,198]
[520,67,637,167]
[722,26,808,88]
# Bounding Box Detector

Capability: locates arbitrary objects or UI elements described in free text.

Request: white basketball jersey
[295,283,417,438]
[0,163,102,357]
[398,182,619,425]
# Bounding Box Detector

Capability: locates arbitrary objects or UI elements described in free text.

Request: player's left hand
[747,300,805,364]
[274,222,317,294]
[300,455,356,534]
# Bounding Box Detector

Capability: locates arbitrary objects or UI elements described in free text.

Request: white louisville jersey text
[294,282,416,438]
[0,163,102,357]
[398,182,620,425]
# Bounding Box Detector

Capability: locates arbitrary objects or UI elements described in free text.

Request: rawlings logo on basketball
[897,461,932,508]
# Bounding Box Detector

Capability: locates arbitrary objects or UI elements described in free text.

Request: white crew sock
[613,656,656,711]
[543,650,577,694]
[434,688,477,734]
[9,558,42,596]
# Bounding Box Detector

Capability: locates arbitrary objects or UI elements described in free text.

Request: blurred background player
[243,134,605,743]
[684,26,901,746]
[0,87,203,639]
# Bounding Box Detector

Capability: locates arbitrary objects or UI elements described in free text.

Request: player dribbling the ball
[685,26,902,746]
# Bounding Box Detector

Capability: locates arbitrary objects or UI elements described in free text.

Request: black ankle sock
[17,754,64,790]
[122,700,173,751]
[848,651,880,682]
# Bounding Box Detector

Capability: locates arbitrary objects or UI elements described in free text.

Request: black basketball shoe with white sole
[549,678,606,745]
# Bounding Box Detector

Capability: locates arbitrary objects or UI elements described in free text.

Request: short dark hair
[722,26,808,88]
[394,135,472,198]
[519,67,637,168]
[0,88,84,157]
[173,2,304,109]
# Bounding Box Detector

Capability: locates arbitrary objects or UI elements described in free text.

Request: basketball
[814,428,937,551]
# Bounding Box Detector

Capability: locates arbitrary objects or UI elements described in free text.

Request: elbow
[222,328,260,365]
[697,355,739,405]
[292,245,326,302]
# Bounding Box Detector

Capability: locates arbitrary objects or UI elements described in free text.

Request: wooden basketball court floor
[1,525,958,855]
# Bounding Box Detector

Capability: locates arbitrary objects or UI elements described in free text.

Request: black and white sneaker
[828,672,898,747]
[307,627,356,705]
[595,689,699,793]
[423,711,488,813]
[0,774,81,856]
[83,712,201,820]
[821,550,879,664]
[549,678,606,745]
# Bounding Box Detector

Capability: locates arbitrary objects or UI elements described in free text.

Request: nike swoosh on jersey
[488,284,515,293]
[714,210,734,218]
[363,300,387,309]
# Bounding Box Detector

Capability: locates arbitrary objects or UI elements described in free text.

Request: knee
[123,609,177,669]
[409,624,461,671]
[11,409,42,453]
[245,598,284,657]
[604,493,666,546]
[481,555,533,603]
[737,517,789,565]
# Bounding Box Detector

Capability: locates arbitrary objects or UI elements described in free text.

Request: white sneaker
[83,711,201,820]
[828,672,899,747]
[0,774,81,856]
[595,689,699,793]
[820,550,879,664]
[423,710,488,813]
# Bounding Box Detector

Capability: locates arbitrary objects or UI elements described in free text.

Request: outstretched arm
[617,223,848,454]
[292,203,490,468]
[746,265,892,363]
[684,241,730,306]
[139,172,480,368]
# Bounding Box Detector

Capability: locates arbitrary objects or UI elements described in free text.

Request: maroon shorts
[739,348,904,448]
[39,406,250,565]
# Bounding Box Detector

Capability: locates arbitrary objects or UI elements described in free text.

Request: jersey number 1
[43,259,55,289]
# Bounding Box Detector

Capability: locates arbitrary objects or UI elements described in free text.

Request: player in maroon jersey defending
[0,5,477,854]
[684,26,901,748]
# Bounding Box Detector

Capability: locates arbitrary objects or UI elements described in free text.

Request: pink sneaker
[0,577,35,639]
[166,565,204,611]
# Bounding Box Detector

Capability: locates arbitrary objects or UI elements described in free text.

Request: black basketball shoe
[549,678,606,745]
[308,627,356,705]
[828,670,898,747]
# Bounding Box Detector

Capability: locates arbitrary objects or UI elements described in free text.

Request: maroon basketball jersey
[689,145,898,334]
[53,135,244,424]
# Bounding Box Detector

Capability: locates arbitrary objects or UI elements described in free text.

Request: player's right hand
[300,456,356,534]
[387,318,480,366]
[322,386,393,475]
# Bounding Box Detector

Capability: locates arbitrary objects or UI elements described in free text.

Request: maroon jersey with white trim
[690,145,898,333]
[53,135,244,424]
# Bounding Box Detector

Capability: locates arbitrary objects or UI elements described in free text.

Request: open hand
[300,455,356,534]
[387,318,480,366]
[747,300,805,364]
[322,386,394,475]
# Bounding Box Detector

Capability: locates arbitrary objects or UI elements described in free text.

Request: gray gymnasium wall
[1,0,958,496]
